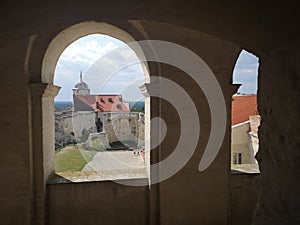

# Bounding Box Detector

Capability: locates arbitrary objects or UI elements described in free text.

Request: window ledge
[231,164,260,175]
[47,170,148,184]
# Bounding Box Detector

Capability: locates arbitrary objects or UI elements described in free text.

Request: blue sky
[54,35,258,101]
[232,50,258,94]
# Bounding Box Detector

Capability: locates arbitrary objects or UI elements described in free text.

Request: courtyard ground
[55,145,147,182]
[55,145,97,172]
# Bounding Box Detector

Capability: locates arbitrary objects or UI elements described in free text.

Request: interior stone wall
[47,180,149,225]
[0,35,33,225]
[138,21,240,225]
[0,19,241,225]
[1,2,300,225]
[230,174,258,225]
[254,43,300,225]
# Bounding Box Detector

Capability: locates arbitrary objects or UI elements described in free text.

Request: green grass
[91,138,103,149]
[55,145,97,172]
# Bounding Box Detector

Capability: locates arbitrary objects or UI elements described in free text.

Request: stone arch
[42,21,150,84]
[109,112,144,144]
[37,21,151,180]
[107,113,142,148]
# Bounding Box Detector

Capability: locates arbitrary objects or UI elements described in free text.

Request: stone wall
[1,2,299,225]
[72,111,97,141]
[253,43,300,225]
[55,110,96,145]
[105,112,145,147]
[249,115,260,165]
[55,107,73,133]
[55,110,145,148]
[230,174,258,225]
[47,180,149,225]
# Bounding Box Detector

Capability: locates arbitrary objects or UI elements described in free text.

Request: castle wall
[72,111,97,141]
[73,96,94,111]
[56,110,145,146]
[106,112,144,146]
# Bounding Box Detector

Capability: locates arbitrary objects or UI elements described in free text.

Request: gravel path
[81,150,147,181]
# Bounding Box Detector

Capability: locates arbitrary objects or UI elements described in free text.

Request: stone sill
[231,163,260,175]
[47,171,148,185]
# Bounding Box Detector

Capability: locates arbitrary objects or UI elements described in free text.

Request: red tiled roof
[74,95,129,112]
[232,95,258,126]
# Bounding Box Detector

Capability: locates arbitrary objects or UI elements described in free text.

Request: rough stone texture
[253,43,300,225]
[249,115,260,164]
[0,36,33,225]
[142,22,240,225]
[55,110,145,147]
[230,174,258,225]
[47,181,149,225]
[86,132,110,150]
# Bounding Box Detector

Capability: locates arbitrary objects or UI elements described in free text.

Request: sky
[54,34,145,102]
[232,50,258,94]
[54,34,258,101]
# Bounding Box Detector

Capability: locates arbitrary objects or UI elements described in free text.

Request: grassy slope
[55,145,97,172]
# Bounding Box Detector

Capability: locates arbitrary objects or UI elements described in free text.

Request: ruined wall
[248,115,260,164]
[86,132,110,150]
[55,111,73,133]
[72,111,97,140]
[55,108,75,147]
[55,110,96,139]
[108,117,137,144]
[56,111,145,147]
[107,113,144,146]
[253,43,300,225]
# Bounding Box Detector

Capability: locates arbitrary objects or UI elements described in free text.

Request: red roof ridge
[74,94,129,112]
[232,95,257,126]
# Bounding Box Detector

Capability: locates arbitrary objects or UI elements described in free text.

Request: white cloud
[240,69,255,73]
[233,50,259,94]
[55,35,260,100]
[54,34,145,101]
[57,40,119,67]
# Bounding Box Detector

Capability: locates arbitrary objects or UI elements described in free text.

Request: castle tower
[72,71,90,96]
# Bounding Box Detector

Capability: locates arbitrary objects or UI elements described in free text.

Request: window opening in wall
[231,50,260,174]
[53,34,148,182]
[233,153,243,164]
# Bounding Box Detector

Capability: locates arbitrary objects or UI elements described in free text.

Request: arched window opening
[53,33,149,182]
[231,50,260,173]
